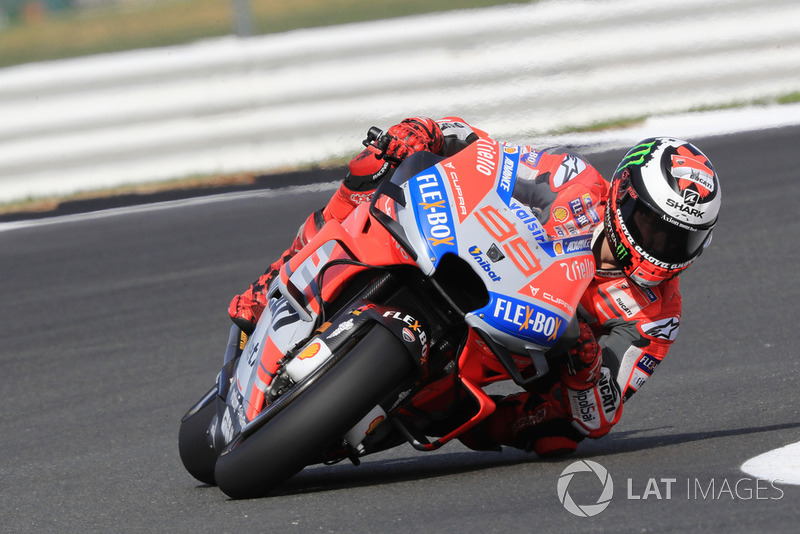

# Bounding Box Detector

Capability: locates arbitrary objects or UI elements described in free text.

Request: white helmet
[605,138,721,287]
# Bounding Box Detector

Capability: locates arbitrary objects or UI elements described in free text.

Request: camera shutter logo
[557,460,614,517]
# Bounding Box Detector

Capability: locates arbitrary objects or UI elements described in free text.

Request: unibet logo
[557,460,614,517]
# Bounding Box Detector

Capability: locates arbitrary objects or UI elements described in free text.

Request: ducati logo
[671,146,714,197]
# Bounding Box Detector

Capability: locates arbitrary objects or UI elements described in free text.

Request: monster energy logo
[616,140,658,172]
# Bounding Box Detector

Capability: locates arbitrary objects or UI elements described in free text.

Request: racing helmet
[605,138,721,287]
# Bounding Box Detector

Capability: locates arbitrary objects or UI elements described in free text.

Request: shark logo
[683,189,700,207]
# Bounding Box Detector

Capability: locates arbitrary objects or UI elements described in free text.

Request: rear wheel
[214,325,413,499]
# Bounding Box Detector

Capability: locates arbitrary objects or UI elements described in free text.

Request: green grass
[553,115,649,135]
[0,0,525,68]
[777,92,800,104]
[554,92,800,135]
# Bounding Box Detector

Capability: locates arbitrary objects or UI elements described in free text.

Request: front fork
[208,325,247,451]
[180,325,246,425]
[218,325,248,400]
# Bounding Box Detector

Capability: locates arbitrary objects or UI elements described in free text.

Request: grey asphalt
[1,126,798,533]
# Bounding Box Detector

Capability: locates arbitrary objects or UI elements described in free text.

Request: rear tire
[214,325,413,499]
[178,392,219,486]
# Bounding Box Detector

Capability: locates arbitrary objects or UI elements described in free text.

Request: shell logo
[297,342,321,360]
[553,206,569,222]
[366,416,385,434]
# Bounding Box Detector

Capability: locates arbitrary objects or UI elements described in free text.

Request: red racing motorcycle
[179,130,595,499]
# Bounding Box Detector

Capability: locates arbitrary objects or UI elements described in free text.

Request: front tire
[214,325,414,499]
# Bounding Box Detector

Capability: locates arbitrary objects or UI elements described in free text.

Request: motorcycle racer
[228,117,721,458]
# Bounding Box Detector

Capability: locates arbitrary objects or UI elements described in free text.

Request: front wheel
[214,325,414,499]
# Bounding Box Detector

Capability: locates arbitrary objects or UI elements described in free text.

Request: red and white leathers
[564,223,682,438]
[230,117,683,457]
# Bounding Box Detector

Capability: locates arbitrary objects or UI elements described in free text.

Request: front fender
[318,301,431,376]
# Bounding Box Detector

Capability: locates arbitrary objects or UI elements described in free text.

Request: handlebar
[361,126,402,164]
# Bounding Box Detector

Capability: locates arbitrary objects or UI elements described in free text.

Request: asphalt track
[1,126,799,533]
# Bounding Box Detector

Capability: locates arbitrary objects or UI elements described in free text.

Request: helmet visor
[618,193,712,266]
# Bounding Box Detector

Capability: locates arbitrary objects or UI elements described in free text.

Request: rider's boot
[458,386,583,457]
[228,209,325,334]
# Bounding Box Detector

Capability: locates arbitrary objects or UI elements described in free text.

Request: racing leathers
[229,117,683,457]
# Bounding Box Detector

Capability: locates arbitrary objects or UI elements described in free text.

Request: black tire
[214,325,414,499]
[178,391,219,486]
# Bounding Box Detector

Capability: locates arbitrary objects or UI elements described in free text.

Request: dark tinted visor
[618,193,711,265]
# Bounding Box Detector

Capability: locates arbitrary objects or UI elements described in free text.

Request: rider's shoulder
[593,273,682,326]
[436,117,489,141]
[651,277,682,314]
[633,276,682,318]
[520,146,606,191]
[632,278,683,343]
[626,277,683,341]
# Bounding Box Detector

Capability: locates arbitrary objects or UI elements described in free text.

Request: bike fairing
[400,139,592,350]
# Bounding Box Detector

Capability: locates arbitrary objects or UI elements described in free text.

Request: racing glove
[346,117,444,183]
[384,117,444,161]
[228,276,270,335]
[559,322,622,439]
[560,321,603,391]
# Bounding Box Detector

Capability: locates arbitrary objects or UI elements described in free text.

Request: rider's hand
[346,117,444,184]
[384,117,444,161]
[560,321,602,390]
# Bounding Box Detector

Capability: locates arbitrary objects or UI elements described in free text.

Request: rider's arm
[564,277,682,438]
[435,117,487,156]
[601,286,682,402]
